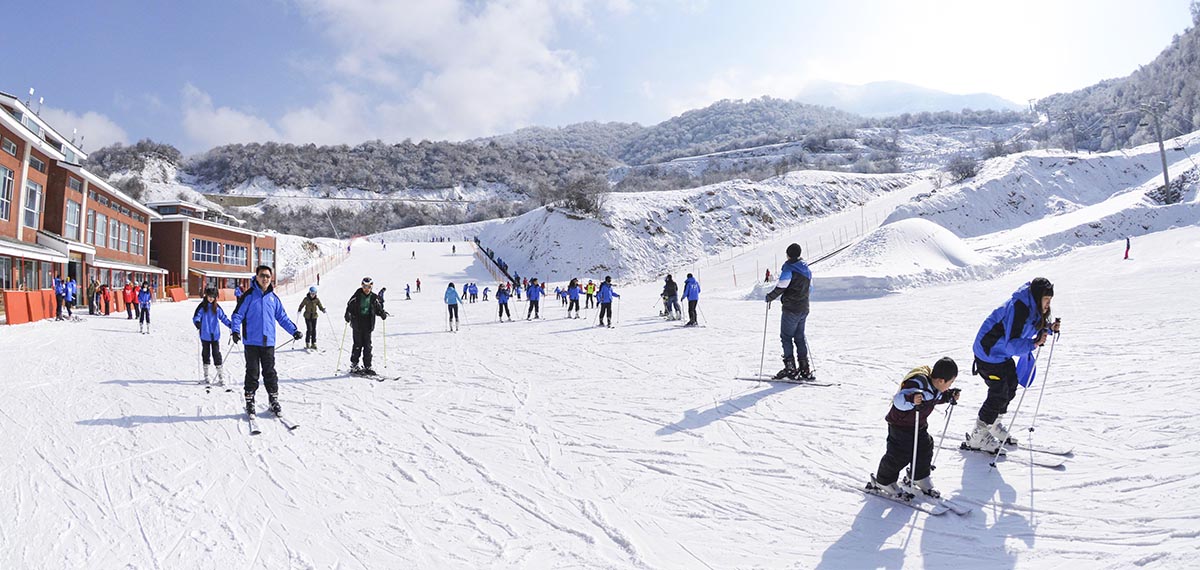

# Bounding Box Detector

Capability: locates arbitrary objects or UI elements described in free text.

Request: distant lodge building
[0,90,165,314]
[146,200,276,296]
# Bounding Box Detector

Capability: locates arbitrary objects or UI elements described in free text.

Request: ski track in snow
[2,219,1200,567]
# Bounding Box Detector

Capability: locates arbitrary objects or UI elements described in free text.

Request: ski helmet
[361,277,373,285]
[309,286,318,294]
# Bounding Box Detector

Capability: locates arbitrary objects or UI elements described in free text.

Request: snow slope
[2,225,1199,568]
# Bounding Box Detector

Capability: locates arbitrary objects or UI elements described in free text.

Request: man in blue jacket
[765,244,813,379]
[681,273,701,326]
[231,265,302,416]
[64,277,77,319]
[53,275,65,320]
[526,278,543,320]
[596,276,620,328]
[965,277,1062,452]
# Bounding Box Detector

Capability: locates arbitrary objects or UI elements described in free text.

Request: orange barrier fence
[3,291,30,325]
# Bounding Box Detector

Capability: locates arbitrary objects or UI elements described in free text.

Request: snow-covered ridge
[479,170,921,284]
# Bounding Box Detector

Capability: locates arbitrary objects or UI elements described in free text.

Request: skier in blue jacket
[765,244,814,379]
[63,277,77,319]
[137,282,153,333]
[53,276,65,320]
[526,278,543,320]
[230,265,302,416]
[496,284,512,321]
[193,287,234,386]
[566,278,582,319]
[596,276,620,327]
[681,273,701,326]
[445,283,462,330]
[964,277,1062,452]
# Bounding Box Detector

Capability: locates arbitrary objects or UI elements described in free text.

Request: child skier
[661,275,680,320]
[137,282,153,334]
[193,287,233,386]
[868,358,960,500]
[526,278,542,320]
[297,286,327,350]
[566,278,581,318]
[496,284,512,322]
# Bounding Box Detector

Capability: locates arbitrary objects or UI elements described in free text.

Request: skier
[452,245,457,254]
[122,281,135,319]
[661,275,680,320]
[566,278,581,318]
[867,358,961,499]
[681,273,701,326]
[526,278,542,320]
[585,280,596,309]
[964,277,1062,453]
[596,276,620,327]
[344,277,388,375]
[1124,236,1131,260]
[482,286,490,302]
[53,275,65,320]
[297,286,327,350]
[764,243,813,379]
[415,278,421,293]
[101,284,112,315]
[405,284,411,300]
[87,278,97,315]
[63,277,77,319]
[445,283,461,330]
[497,283,512,322]
[230,265,302,416]
[411,250,416,259]
[193,287,233,386]
[765,269,772,283]
[137,282,153,334]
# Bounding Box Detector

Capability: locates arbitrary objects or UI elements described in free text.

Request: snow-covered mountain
[794,80,1024,117]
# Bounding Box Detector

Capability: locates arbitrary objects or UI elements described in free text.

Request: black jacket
[345,289,387,332]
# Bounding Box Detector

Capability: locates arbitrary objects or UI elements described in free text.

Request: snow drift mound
[808,218,996,299]
[479,170,920,283]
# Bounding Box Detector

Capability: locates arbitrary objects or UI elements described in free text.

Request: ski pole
[616,297,621,324]
[990,343,1044,468]
[758,303,771,378]
[930,391,958,470]
[323,310,336,345]
[381,316,388,368]
[909,398,922,486]
[196,339,204,384]
[1027,319,1061,434]
[335,321,348,372]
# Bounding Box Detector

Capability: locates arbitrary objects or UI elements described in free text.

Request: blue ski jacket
[526,284,543,301]
[597,282,620,304]
[681,277,701,301]
[445,287,460,305]
[65,281,77,302]
[973,282,1046,364]
[231,283,298,347]
[765,259,812,313]
[497,288,510,304]
[567,285,580,300]
[54,278,64,296]
[137,288,152,307]
[193,301,233,341]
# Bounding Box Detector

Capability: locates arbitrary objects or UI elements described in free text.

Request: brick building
[146,200,276,296]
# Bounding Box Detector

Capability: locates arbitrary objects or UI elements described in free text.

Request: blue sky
[1,0,1192,154]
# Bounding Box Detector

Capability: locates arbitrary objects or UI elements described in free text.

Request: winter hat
[931,357,958,381]
[686,273,693,279]
[604,276,612,282]
[361,277,373,285]
[665,274,672,281]
[1030,277,1054,300]
[203,287,217,297]
[308,286,318,294]
[449,283,456,288]
[786,243,802,259]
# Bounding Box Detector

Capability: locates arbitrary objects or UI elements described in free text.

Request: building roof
[152,214,267,239]
[0,235,70,264]
[0,90,87,160]
[0,104,66,162]
[144,199,209,213]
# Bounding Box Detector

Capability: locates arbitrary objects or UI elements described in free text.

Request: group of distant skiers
[758,242,1062,502]
[52,276,154,331]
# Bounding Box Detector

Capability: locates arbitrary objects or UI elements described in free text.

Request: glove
[194,321,201,330]
[380,311,389,320]
[321,308,327,313]
[293,331,303,341]
[231,332,241,344]
[345,314,351,323]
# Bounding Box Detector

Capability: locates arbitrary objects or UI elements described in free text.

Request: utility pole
[1141,101,1171,189]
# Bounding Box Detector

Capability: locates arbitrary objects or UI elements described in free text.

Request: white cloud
[37,107,129,152]
[654,68,813,118]
[181,84,281,148]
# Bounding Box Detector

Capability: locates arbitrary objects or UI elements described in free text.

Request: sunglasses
[256,273,272,279]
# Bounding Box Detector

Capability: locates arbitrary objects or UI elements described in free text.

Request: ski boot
[989,414,1018,445]
[138,322,144,334]
[349,363,362,375]
[965,419,1002,453]
[202,364,211,385]
[214,365,227,387]
[867,474,913,501]
[773,356,797,380]
[361,367,376,376]
[268,393,282,415]
[311,343,318,351]
[244,393,256,416]
[795,358,815,380]
[911,476,941,499]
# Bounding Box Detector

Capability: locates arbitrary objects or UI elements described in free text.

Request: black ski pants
[243,344,279,396]
[599,302,613,324]
[687,300,698,324]
[567,299,579,314]
[498,303,510,319]
[305,317,318,345]
[975,357,1019,424]
[201,339,224,366]
[527,299,539,318]
[351,324,373,368]
[875,424,934,486]
[585,294,594,308]
[139,306,150,324]
[447,304,459,321]
[55,295,64,319]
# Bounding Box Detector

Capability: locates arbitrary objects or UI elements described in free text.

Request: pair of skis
[860,476,972,516]
[247,409,298,435]
[735,374,837,387]
[950,441,1073,469]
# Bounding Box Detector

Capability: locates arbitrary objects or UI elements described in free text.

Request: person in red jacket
[122,282,137,319]
[101,285,112,315]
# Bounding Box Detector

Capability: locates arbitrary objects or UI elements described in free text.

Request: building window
[120,223,130,253]
[23,180,42,228]
[257,248,275,269]
[68,177,83,192]
[134,229,144,256]
[158,206,177,215]
[66,200,81,241]
[109,218,119,250]
[223,244,247,266]
[85,210,95,244]
[192,238,220,263]
[0,165,12,221]
[29,156,46,173]
[0,257,10,289]
[95,213,107,249]
[1,138,15,157]
[39,261,52,289]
